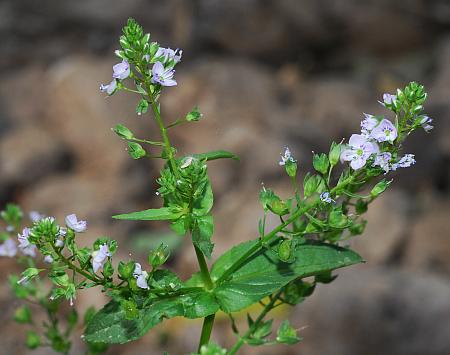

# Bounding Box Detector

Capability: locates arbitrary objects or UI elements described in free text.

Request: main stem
[147,85,216,350]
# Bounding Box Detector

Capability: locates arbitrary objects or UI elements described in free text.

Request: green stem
[194,245,214,290]
[227,291,282,355]
[198,314,216,352]
[216,174,355,285]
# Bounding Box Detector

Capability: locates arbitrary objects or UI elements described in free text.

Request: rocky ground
[0,1,450,354]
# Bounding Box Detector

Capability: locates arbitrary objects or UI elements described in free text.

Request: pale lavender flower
[112,60,130,80]
[100,79,118,95]
[65,214,87,233]
[373,152,392,174]
[371,119,397,143]
[420,116,433,132]
[380,93,397,106]
[92,244,111,273]
[133,263,149,289]
[361,113,378,137]
[55,228,66,248]
[44,255,54,264]
[320,192,335,204]
[154,47,182,64]
[279,146,296,166]
[391,154,416,171]
[340,134,379,170]
[29,211,45,223]
[17,228,37,257]
[151,62,177,87]
[0,238,17,257]
[6,225,14,232]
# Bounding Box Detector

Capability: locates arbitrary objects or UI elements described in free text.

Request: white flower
[371,119,398,143]
[0,238,17,257]
[29,211,45,223]
[279,146,296,166]
[92,244,111,273]
[133,263,149,289]
[391,154,416,171]
[65,214,87,233]
[17,228,37,257]
[373,152,392,174]
[44,255,54,263]
[340,134,379,170]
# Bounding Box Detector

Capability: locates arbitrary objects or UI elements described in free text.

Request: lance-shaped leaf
[113,207,184,221]
[192,150,239,162]
[84,290,219,344]
[211,240,363,313]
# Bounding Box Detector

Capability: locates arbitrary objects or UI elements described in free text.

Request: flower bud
[278,239,293,262]
[313,153,329,175]
[113,124,134,140]
[118,261,135,280]
[370,179,391,198]
[328,142,341,166]
[285,160,298,178]
[25,331,41,349]
[148,243,170,268]
[14,305,32,324]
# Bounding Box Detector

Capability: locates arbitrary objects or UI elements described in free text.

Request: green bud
[349,220,367,235]
[103,261,114,278]
[25,331,41,349]
[136,99,149,116]
[285,160,298,178]
[269,199,289,216]
[276,320,301,345]
[278,239,293,262]
[14,305,32,324]
[18,268,43,285]
[127,141,146,159]
[328,209,348,229]
[186,106,203,122]
[313,153,329,175]
[121,299,139,320]
[118,261,135,280]
[329,142,341,166]
[370,179,391,198]
[315,271,337,284]
[148,243,170,268]
[113,124,134,140]
[303,174,326,198]
[355,199,368,214]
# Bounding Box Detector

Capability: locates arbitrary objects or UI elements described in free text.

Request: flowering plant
[0,19,432,354]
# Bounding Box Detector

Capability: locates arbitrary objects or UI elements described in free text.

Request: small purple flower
[279,146,296,166]
[155,47,182,64]
[133,263,149,289]
[151,61,177,87]
[17,228,37,257]
[0,238,17,257]
[371,119,397,143]
[361,113,378,137]
[320,192,335,204]
[112,60,130,80]
[420,116,433,132]
[340,134,379,170]
[391,154,416,171]
[92,244,111,273]
[373,152,392,174]
[29,211,45,223]
[44,255,54,264]
[100,79,118,96]
[380,93,397,106]
[65,214,87,233]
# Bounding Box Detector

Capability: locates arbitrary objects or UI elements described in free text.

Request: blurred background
[1,0,450,354]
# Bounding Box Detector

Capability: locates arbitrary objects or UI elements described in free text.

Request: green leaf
[211,240,363,313]
[192,215,214,258]
[127,142,146,159]
[276,320,301,345]
[192,180,214,216]
[312,153,330,175]
[84,290,219,344]
[113,207,183,221]
[192,150,239,162]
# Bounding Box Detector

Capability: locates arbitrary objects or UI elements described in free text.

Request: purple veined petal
[65,214,87,233]
[371,119,397,143]
[44,255,54,263]
[348,134,368,148]
[112,60,130,80]
[340,148,356,162]
[361,113,378,132]
[350,156,367,170]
